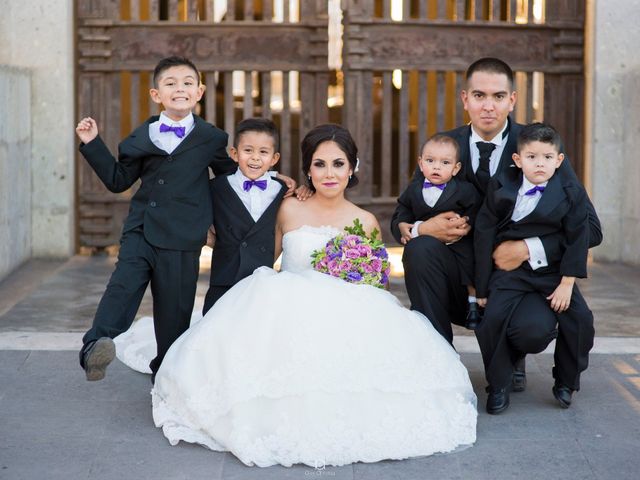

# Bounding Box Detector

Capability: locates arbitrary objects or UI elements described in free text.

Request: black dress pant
[202,285,231,316]
[81,229,200,374]
[402,235,468,343]
[476,267,594,390]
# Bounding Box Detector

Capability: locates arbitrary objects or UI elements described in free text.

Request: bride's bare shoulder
[350,205,380,235]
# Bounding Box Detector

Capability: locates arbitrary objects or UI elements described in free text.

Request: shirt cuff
[410,221,423,238]
[525,237,548,270]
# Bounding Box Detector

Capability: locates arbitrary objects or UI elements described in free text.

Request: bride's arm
[274,220,283,262]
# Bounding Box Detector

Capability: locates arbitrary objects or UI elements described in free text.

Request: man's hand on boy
[294,184,314,201]
[76,117,99,144]
[206,225,216,248]
[493,240,529,271]
[398,222,413,245]
[417,212,470,244]
[476,298,487,308]
[275,173,297,197]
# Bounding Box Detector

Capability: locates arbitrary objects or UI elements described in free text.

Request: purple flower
[370,258,382,272]
[347,271,363,282]
[357,244,372,256]
[345,248,360,259]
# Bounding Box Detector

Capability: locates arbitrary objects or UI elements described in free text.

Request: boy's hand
[275,173,297,197]
[398,222,414,245]
[477,298,487,308]
[294,184,314,201]
[546,276,575,312]
[76,117,99,144]
[206,225,216,248]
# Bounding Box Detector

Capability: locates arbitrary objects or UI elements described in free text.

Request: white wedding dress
[116,225,477,467]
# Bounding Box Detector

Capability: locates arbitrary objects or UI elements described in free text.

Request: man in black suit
[203,118,287,314]
[474,123,594,413]
[400,58,601,389]
[75,56,238,381]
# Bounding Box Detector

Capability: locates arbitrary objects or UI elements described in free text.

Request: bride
[117,124,477,467]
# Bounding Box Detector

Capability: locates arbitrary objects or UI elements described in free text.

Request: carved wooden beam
[78,21,328,72]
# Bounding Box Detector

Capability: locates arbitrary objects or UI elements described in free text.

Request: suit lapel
[410,181,433,218]
[171,115,215,156]
[219,176,255,227]
[524,174,566,221]
[251,181,286,231]
[496,118,519,174]
[125,116,167,155]
[493,172,520,228]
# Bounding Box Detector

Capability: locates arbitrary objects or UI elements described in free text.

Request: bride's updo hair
[301,124,359,191]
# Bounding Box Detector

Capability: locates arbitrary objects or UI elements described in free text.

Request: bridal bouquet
[311,219,391,288]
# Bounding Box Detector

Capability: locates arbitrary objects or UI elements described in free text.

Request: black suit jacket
[79,115,236,251]
[474,171,589,297]
[411,118,602,260]
[209,175,286,287]
[390,177,481,243]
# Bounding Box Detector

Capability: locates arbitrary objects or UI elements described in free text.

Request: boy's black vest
[208,174,286,287]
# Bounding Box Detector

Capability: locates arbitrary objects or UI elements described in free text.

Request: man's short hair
[466,57,514,89]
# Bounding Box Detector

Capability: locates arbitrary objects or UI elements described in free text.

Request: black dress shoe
[465,302,482,330]
[512,356,526,392]
[83,337,115,381]
[552,383,573,409]
[486,386,510,415]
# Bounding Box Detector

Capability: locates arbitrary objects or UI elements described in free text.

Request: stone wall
[592,2,640,265]
[0,0,75,264]
[0,67,32,279]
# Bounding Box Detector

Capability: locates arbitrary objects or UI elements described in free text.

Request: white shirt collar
[158,111,194,129]
[519,176,548,195]
[233,168,271,185]
[470,120,509,146]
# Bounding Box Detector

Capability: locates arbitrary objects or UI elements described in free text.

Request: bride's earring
[349,174,352,180]
[307,175,311,181]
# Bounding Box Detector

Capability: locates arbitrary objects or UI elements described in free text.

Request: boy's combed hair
[517,122,563,152]
[234,118,280,152]
[466,57,514,88]
[420,134,460,161]
[153,56,201,87]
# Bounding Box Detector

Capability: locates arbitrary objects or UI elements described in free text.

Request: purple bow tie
[524,185,545,196]
[243,179,268,192]
[159,123,186,138]
[423,181,446,190]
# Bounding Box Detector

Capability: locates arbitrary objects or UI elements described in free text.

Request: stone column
[0,0,75,259]
[591,1,640,265]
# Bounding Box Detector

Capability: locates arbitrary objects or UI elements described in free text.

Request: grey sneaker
[83,338,115,381]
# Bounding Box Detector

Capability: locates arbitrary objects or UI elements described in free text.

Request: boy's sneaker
[83,338,115,381]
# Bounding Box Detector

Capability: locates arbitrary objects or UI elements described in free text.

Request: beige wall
[0,67,32,279]
[0,0,75,266]
[591,1,640,265]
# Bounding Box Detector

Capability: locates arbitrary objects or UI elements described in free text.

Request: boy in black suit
[75,56,239,381]
[391,135,482,335]
[474,123,595,414]
[203,118,287,314]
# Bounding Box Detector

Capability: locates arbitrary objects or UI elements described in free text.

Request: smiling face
[418,140,461,185]
[308,140,353,198]
[513,140,564,185]
[149,65,204,121]
[461,71,516,141]
[231,131,280,180]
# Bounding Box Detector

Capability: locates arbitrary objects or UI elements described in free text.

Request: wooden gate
[76,0,330,248]
[76,0,586,248]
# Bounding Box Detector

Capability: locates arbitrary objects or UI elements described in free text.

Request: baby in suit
[203,118,287,314]
[474,122,595,414]
[391,134,482,331]
[75,56,240,382]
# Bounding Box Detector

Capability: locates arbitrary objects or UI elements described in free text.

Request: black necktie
[475,141,496,191]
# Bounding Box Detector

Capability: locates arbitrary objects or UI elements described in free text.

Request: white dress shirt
[228,169,281,222]
[511,177,549,270]
[410,182,447,238]
[469,121,509,176]
[149,111,195,154]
